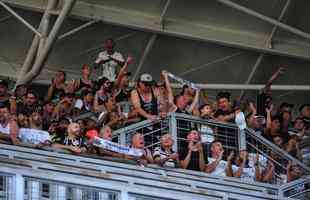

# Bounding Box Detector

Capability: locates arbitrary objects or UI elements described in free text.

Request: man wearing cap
[131,73,160,121]
[94,38,125,81]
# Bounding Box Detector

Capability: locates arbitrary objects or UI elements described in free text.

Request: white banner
[19,128,51,145]
[167,72,199,90]
[92,137,144,157]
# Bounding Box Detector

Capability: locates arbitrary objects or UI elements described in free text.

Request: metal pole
[58,20,98,40]
[18,0,77,85]
[72,32,137,59]
[72,188,83,200]
[16,0,58,86]
[37,0,58,58]
[133,34,157,80]
[178,52,243,76]
[169,83,310,91]
[0,15,11,23]
[267,0,292,49]
[239,54,265,99]
[0,1,42,38]
[159,0,171,29]
[238,129,246,151]
[217,0,310,41]
[14,174,24,200]
[169,113,178,152]
[28,180,40,199]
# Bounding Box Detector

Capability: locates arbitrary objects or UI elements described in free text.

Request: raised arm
[162,70,174,105]
[263,67,284,93]
[225,151,235,177]
[115,56,133,88]
[265,104,273,133]
[187,89,200,114]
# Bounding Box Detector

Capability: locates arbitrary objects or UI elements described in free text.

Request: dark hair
[210,140,222,148]
[199,103,211,112]
[180,85,189,95]
[57,70,66,82]
[0,103,8,109]
[105,38,115,46]
[26,90,38,99]
[174,94,182,104]
[216,91,231,101]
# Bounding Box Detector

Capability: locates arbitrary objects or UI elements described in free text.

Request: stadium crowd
[0,38,308,185]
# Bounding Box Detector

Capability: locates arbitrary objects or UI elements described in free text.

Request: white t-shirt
[19,128,51,145]
[235,166,256,182]
[0,123,10,135]
[95,51,124,81]
[208,158,237,177]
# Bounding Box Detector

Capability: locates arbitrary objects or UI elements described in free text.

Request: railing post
[72,188,83,200]
[119,132,127,146]
[50,184,67,200]
[238,129,247,151]
[169,113,178,152]
[27,180,40,199]
[8,175,16,200]
[121,190,129,200]
[98,192,109,200]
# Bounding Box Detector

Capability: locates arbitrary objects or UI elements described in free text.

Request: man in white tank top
[0,104,19,145]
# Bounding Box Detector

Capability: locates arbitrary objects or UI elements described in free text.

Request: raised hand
[126,55,133,65]
[169,153,179,161]
[227,151,235,162]
[265,104,274,113]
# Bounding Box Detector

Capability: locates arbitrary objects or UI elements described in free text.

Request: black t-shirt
[179,144,208,171]
[60,135,87,148]
[0,98,10,109]
[115,89,130,103]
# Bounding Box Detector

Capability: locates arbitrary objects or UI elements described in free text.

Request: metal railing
[24,177,118,200]
[245,128,310,185]
[279,175,310,199]
[172,113,240,159]
[112,113,310,187]
[112,117,169,150]
[0,174,13,200]
[0,143,283,200]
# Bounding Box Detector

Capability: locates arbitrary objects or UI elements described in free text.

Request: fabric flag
[166,72,199,90]
[92,137,144,157]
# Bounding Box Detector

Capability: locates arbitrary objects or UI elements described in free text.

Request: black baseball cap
[280,102,294,109]
[0,80,8,88]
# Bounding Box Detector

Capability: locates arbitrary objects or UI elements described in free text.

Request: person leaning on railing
[153,134,179,168]
[129,133,153,166]
[0,103,20,145]
[52,122,87,155]
[225,150,260,182]
[179,130,207,172]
